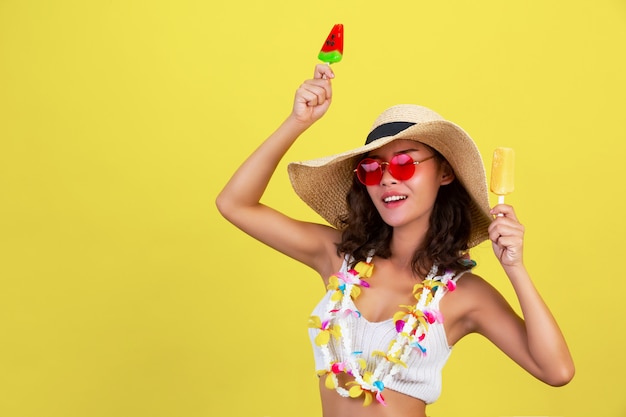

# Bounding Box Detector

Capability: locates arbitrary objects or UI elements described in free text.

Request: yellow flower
[346,372,385,406]
[325,372,338,389]
[372,346,407,367]
[327,275,340,291]
[394,305,429,334]
[327,272,364,300]
[353,261,374,278]
[308,316,341,346]
[326,275,347,301]
[348,384,373,406]
[412,280,437,304]
[350,285,362,299]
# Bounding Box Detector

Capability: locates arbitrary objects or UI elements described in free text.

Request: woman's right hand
[291,64,334,125]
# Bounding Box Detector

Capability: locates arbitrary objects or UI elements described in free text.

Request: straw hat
[287,104,493,248]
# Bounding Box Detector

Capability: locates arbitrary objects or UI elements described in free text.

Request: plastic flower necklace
[308,255,460,407]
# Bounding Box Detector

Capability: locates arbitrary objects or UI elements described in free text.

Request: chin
[380,216,410,228]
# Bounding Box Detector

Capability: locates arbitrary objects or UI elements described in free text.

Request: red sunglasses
[354,154,435,186]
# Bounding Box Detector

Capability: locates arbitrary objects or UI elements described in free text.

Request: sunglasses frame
[354,154,435,186]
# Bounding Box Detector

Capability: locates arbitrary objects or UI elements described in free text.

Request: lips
[382,194,408,204]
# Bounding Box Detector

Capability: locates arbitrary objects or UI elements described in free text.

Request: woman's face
[362,140,454,230]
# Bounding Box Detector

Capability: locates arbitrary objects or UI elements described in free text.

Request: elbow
[544,363,575,387]
[215,190,248,226]
[215,191,234,222]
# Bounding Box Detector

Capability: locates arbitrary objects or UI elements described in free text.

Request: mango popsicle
[490,147,515,204]
[318,24,344,64]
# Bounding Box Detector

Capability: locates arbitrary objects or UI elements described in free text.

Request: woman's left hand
[488,204,525,267]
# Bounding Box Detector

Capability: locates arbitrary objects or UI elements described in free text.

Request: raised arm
[468,204,575,386]
[215,65,342,278]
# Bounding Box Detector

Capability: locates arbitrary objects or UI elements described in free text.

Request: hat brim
[288,120,493,248]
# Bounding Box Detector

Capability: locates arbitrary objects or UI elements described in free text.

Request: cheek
[364,187,379,205]
[408,173,442,195]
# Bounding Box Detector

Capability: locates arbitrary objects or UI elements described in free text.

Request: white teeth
[384,195,407,203]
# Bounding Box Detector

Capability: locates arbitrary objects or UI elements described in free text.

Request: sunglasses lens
[389,154,416,180]
[356,158,382,185]
[355,154,418,185]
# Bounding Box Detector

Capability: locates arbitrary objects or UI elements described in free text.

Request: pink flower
[331,362,346,374]
[423,309,443,324]
[395,320,405,333]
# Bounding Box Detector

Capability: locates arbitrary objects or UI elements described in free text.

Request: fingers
[488,204,525,264]
[302,64,334,105]
[314,63,335,80]
[296,78,332,107]
[488,208,524,240]
[290,65,335,124]
[489,203,518,221]
[489,223,524,248]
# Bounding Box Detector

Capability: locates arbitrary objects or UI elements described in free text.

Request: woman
[216,64,574,417]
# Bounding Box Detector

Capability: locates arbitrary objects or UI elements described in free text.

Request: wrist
[502,262,529,280]
[283,113,315,134]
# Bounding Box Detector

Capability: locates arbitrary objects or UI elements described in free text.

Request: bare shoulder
[455,272,499,297]
[454,272,510,312]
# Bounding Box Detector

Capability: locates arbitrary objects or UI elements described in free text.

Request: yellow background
[1,1,625,416]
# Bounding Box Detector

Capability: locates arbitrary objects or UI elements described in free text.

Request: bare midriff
[318,377,427,417]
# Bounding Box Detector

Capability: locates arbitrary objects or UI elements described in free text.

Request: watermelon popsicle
[490,147,515,205]
[318,24,344,64]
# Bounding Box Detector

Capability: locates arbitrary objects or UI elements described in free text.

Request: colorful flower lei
[308,255,462,406]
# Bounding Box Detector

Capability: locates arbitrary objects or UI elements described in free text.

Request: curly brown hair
[335,151,473,277]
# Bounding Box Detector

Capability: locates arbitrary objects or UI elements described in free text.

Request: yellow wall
[1,1,625,416]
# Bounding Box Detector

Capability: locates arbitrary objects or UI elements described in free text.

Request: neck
[388,225,428,271]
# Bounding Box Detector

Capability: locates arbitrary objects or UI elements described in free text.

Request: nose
[379,164,397,185]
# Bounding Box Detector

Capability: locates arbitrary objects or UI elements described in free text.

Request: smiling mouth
[383,195,407,203]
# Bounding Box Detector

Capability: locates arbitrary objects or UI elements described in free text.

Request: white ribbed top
[309,259,464,404]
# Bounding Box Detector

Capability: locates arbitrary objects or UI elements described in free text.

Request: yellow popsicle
[490,147,515,204]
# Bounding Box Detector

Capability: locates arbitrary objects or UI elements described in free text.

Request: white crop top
[308,256,466,404]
